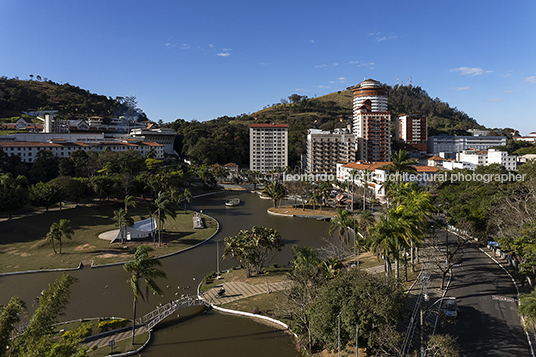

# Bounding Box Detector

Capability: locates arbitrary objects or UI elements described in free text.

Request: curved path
[201,281,291,305]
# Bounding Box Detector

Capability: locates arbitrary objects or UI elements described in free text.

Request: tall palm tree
[317,180,331,209]
[57,219,74,254]
[45,222,60,254]
[181,188,193,212]
[124,195,137,214]
[369,215,405,278]
[309,190,321,212]
[382,149,417,184]
[114,208,134,244]
[355,210,376,267]
[124,246,167,345]
[262,181,287,208]
[329,208,356,248]
[149,191,177,246]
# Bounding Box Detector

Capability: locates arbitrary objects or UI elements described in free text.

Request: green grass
[0,200,218,273]
[86,331,149,357]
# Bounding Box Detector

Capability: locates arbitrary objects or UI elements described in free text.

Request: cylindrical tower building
[352,79,388,112]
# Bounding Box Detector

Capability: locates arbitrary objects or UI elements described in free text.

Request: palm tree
[355,210,376,267]
[181,188,193,212]
[308,190,321,212]
[382,149,417,184]
[329,208,356,248]
[317,180,331,210]
[57,219,74,254]
[124,246,167,345]
[262,181,287,208]
[114,208,134,244]
[149,191,177,246]
[45,223,60,254]
[369,215,405,278]
[124,195,137,214]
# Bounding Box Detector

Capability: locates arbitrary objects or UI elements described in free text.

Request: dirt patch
[95,252,131,259]
[19,252,31,257]
[75,244,95,251]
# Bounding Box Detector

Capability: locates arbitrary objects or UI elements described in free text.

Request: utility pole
[337,311,342,357]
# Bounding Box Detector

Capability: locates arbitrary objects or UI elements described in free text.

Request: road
[436,229,534,356]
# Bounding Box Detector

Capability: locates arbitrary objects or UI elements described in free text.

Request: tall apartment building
[396,112,427,152]
[305,129,356,174]
[352,79,391,162]
[249,123,289,173]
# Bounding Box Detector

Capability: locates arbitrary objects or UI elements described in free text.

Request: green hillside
[0,77,146,121]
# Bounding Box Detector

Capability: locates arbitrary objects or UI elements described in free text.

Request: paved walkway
[201,281,291,305]
[83,324,148,350]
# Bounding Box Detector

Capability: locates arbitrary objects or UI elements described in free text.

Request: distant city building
[0,139,164,163]
[129,126,177,155]
[467,128,491,136]
[427,135,507,154]
[515,132,536,143]
[455,148,516,171]
[305,129,356,174]
[352,79,391,162]
[396,112,427,153]
[249,123,289,173]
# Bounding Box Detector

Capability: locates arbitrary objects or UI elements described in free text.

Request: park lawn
[86,331,149,357]
[0,201,218,273]
[200,266,291,293]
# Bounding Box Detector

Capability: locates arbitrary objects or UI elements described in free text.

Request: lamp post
[337,311,342,357]
[216,239,221,279]
[355,323,359,357]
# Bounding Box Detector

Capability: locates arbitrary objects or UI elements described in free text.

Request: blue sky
[1,0,535,134]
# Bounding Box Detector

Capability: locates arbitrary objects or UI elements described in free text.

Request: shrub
[98,319,128,333]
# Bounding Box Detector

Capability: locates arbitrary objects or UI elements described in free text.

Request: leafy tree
[309,269,404,352]
[223,226,284,277]
[425,334,460,357]
[0,296,26,356]
[0,173,28,219]
[29,181,61,211]
[14,273,86,357]
[123,246,167,345]
[282,246,325,352]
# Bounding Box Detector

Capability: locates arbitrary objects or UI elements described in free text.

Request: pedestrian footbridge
[138,294,208,330]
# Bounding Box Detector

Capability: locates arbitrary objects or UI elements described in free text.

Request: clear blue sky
[1,0,535,134]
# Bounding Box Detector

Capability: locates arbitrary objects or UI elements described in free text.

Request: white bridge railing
[138,295,207,330]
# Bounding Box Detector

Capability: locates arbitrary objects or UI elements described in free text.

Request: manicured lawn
[0,200,218,273]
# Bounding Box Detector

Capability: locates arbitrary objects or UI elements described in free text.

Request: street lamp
[355,323,359,357]
[216,239,221,279]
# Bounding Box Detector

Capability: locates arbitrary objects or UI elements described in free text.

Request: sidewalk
[201,281,291,305]
[83,324,148,350]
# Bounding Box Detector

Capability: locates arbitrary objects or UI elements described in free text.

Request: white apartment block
[455,148,516,171]
[249,123,288,173]
[515,132,536,143]
[305,129,355,174]
[0,139,164,163]
[428,135,507,154]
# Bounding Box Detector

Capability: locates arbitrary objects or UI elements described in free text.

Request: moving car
[442,297,458,318]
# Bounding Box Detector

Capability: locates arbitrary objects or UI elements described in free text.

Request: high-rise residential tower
[396,112,427,152]
[249,123,289,173]
[352,79,391,162]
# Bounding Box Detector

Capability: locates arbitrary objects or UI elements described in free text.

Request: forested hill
[172,83,484,168]
[0,77,147,121]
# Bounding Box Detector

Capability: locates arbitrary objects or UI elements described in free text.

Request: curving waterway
[0,191,331,356]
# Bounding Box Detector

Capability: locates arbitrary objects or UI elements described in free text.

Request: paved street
[436,230,534,356]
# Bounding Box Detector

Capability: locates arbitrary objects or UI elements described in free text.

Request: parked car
[442,297,458,318]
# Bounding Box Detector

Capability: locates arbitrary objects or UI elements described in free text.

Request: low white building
[0,139,164,163]
[455,149,516,171]
[112,218,157,243]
